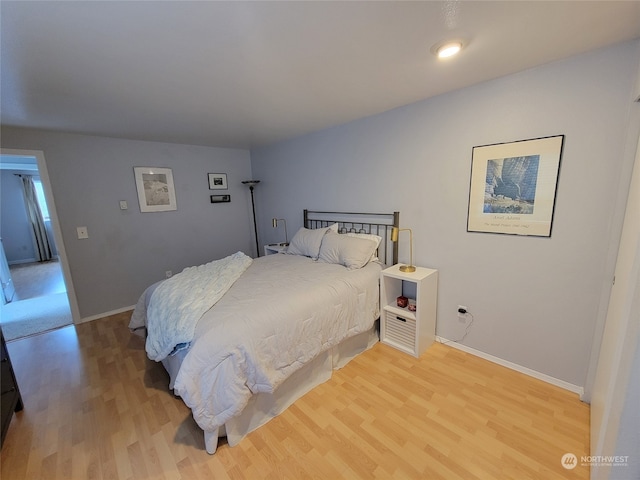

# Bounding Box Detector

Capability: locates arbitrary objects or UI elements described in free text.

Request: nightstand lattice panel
[384,311,416,352]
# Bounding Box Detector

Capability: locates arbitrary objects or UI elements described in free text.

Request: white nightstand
[264,243,288,256]
[380,264,438,357]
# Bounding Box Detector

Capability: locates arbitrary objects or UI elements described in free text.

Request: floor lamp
[242,180,260,257]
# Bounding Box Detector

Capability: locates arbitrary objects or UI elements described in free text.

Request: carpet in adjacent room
[0,292,72,341]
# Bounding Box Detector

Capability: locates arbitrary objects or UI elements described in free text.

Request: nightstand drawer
[383,310,416,353]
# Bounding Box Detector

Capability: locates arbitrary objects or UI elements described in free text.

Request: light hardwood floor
[1,312,589,479]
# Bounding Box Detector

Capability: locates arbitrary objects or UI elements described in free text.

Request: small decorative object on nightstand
[380,264,438,357]
[264,244,287,256]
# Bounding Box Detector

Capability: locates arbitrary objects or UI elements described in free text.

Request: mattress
[132,252,382,453]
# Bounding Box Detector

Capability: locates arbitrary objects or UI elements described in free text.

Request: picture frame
[208,173,228,190]
[467,135,564,237]
[134,167,177,212]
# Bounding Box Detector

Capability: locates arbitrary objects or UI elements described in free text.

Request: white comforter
[145,251,252,361]
[173,253,381,434]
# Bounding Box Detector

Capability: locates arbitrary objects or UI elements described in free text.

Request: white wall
[251,40,640,389]
[0,128,253,319]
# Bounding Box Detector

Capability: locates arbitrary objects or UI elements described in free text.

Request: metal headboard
[304,209,399,265]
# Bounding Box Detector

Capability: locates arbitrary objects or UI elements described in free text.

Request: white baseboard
[78,305,135,324]
[8,258,37,265]
[436,336,584,397]
[8,255,60,265]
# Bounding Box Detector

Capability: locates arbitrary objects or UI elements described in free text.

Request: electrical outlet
[76,226,89,239]
[165,270,172,278]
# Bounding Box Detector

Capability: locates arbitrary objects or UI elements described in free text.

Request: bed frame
[303,209,400,265]
[199,210,401,453]
[146,209,401,454]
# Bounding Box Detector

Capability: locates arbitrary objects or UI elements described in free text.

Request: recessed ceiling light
[431,40,465,59]
[437,42,461,58]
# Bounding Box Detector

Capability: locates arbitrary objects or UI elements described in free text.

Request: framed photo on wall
[134,167,177,212]
[208,173,228,190]
[467,135,564,237]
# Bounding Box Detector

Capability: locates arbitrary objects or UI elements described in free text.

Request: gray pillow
[318,232,379,270]
[286,225,333,259]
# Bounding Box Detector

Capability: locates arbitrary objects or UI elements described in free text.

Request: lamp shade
[241,180,260,188]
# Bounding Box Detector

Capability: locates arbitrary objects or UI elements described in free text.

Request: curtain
[20,175,52,262]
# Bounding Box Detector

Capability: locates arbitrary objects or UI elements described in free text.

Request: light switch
[119,200,128,210]
[77,226,89,239]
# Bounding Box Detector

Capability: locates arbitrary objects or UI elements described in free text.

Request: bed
[129,210,399,454]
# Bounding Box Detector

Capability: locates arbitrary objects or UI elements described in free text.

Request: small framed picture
[208,173,228,190]
[134,167,177,213]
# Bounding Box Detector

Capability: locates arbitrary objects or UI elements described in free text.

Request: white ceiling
[2,1,639,149]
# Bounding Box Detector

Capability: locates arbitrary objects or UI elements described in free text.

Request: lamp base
[399,264,416,273]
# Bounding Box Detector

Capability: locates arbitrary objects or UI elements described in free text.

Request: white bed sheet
[167,253,381,452]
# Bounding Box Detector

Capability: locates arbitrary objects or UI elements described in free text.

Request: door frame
[589,133,640,478]
[0,148,80,324]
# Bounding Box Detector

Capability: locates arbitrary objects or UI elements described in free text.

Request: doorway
[0,150,79,340]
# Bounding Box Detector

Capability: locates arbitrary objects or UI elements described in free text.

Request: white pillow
[286,224,336,259]
[318,232,379,270]
[346,232,382,248]
[346,232,382,262]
